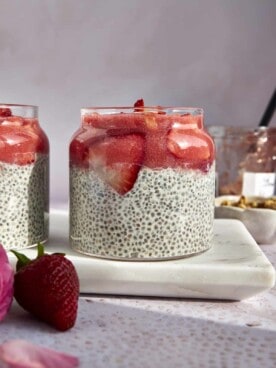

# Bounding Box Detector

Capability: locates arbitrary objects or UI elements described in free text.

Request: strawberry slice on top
[134,98,144,111]
[167,125,215,166]
[0,122,48,165]
[0,107,12,117]
[88,134,145,195]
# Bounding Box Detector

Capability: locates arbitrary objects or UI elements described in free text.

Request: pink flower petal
[0,245,14,322]
[0,340,79,368]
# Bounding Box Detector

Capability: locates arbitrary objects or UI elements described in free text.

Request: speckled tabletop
[0,244,275,367]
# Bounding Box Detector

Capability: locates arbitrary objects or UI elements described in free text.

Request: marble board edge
[6,210,276,301]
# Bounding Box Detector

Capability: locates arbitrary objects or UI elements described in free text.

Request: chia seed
[0,154,49,250]
[70,164,215,260]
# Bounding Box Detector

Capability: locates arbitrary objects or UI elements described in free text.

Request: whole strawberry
[11,244,79,331]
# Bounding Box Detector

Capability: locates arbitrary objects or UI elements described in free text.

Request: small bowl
[215,196,276,244]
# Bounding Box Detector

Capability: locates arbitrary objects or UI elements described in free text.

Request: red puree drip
[0,115,49,165]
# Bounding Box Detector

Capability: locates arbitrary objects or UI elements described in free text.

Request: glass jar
[207,126,276,197]
[0,104,49,250]
[69,105,215,260]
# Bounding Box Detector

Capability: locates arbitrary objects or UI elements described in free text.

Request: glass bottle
[208,126,276,197]
[0,104,49,249]
[70,104,215,260]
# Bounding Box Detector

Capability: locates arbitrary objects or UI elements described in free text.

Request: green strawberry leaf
[10,250,31,271]
[11,243,66,272]
[11,243,48,271]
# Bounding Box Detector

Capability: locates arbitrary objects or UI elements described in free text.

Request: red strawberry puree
[69,103,215,260]
[0,104,49,250]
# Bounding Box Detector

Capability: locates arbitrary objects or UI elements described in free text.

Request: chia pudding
[70,101,215,260]
[0,105,49,250]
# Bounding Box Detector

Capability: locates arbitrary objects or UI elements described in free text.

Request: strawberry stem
[11,243,46,271]
[37,243,45,258]
[10,250,31,271]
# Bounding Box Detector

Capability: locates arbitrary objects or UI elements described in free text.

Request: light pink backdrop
[0,0,275,203]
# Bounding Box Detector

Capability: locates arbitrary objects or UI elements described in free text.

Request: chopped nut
[221,196,276,210]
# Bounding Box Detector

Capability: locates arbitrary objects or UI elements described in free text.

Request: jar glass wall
[0,104,49,249]
[208,126,276,197]
[70,105,215,260]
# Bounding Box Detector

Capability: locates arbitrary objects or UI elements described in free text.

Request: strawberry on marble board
[11,244,80,331]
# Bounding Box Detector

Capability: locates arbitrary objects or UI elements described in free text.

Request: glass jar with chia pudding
[0,104,49,250]
[69,100,215,260]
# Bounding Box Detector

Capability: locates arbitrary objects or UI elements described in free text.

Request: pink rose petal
[0,340,79,368]
[0,245,14,322]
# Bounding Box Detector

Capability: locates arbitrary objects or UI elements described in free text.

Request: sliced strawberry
[0,123,48,165]
[83,100,165,132]
[134,98,144,107]
[70,136,89,168]
[0,115,24,126]
[77,107,210,171]
[176,113,203,129]
[88,134,145,195]
[144,131,178,168]
[142,113,207,168]
[167,126,215,164]
[143,114,176,168]
[134,99,166,114]
[83,113,145,133]
[0,108,12,117]
[82,112,173,170]
[134,98,144,111]
[70,127,107,167]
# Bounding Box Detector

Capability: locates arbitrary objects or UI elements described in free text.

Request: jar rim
[0,103,38,108]
[81,106,203,115]
[0,104,38,118]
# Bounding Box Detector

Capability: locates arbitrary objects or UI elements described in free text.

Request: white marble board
[8,210,275,301]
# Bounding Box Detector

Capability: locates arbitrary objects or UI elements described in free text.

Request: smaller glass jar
[0,104,49,249]
[69,104,215,260]
[208,126,276,197]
